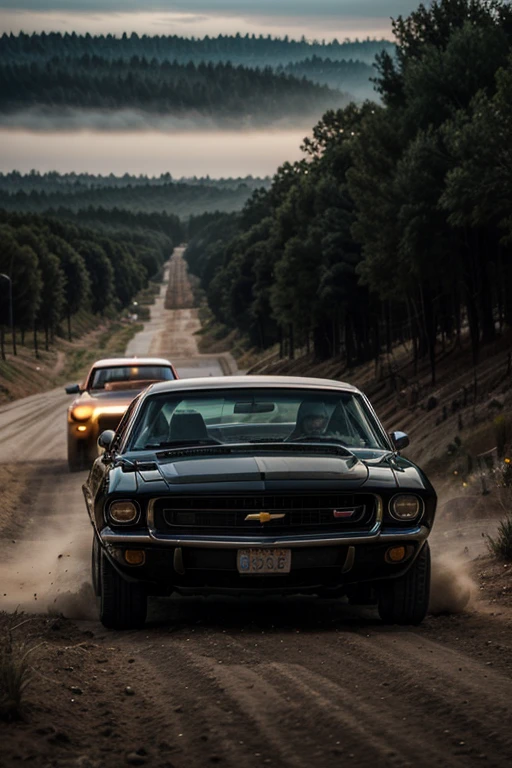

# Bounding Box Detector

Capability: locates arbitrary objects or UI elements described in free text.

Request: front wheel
[91,534,101,597]
[68,439,97,472]
[99,551,147,630]
[377,542,431,625]
[68,439,85,472]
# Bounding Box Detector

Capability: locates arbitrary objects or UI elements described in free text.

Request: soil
[0,315,142,406]
[1,251,512,767]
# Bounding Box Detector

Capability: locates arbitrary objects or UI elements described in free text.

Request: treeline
[48,208,183,243]
[185,0,512,385]
[0,211,176,355]
[0,171,269,194]
[0,31,394,67]
[279,58,375,98]
[0,56,347,120]
[0,180,269,218]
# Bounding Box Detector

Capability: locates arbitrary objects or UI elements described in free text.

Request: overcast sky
[0,1,421,40]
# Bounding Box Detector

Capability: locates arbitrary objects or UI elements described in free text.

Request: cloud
[151,14,209,25]
[0,1,419,21]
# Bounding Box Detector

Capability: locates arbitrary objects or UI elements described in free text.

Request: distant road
[126,246,236,378]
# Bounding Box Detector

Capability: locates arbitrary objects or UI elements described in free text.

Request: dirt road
[1,251,512,767]
[126,248,235,378]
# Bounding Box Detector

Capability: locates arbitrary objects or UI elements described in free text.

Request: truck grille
[151,494,378,536]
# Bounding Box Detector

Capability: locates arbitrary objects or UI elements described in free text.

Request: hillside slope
[249,331,512,511]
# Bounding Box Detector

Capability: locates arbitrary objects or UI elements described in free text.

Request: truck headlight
[389,495,422,522]
[109,501,139,524]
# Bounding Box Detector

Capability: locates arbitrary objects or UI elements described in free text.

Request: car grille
[151,494,378,536]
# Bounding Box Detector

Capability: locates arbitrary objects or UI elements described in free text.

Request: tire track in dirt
[121,601,512,768]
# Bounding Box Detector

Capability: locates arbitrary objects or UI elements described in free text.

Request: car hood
[107,448,430,495]
[70,389,141,409]
[156,454,369,487]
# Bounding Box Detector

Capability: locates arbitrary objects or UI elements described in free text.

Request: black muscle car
[83,375,437,629]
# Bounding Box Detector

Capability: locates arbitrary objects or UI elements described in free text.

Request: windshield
[127,388,389,451]
[89,365,175,391]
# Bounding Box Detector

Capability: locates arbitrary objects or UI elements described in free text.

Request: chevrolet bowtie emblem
[244,512,286,523]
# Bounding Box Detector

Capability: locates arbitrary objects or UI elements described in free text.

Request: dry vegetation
[0,616,36,722]
[0,282,171,404]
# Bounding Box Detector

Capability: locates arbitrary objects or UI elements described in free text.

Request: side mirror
[65,384,80,395]
[390,431,409,451]
[98,430,116,451]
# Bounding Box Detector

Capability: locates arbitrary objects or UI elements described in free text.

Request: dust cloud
[427,491,496,615]
[429,552,475,614]
[0,523,97,620]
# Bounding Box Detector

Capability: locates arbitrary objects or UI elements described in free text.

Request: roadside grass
[61,321,143,384]
[486,513,512,561]
[137,281,161,304]
[0,617,37,722]
[0,276,160,403]
[196,304,261,362]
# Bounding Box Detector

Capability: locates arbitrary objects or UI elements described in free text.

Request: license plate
[237,548,291,575]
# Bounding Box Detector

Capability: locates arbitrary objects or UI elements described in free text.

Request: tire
[100,550,147,630]
[377,541,431,625]
[91,534,101,597]
[68,439,84,472]
[68,439,97,472]
[83,442,98,468]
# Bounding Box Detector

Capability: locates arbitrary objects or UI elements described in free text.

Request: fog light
[125,550,145,566]
[110,501,138,523]
[386,546,406,563]
[77,425,87,432]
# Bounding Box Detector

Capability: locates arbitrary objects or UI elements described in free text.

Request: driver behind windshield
[288,401,329,439]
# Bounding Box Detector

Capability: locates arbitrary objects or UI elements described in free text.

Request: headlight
[389,494,422,522]
[71,406,94,421]
[109,501,139,524]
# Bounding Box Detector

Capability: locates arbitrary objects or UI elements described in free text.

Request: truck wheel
[91,534,101,597]
[377,542,431,625]
[100,550,147,630]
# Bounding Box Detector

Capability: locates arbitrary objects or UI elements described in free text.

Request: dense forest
[0,32,394,67]
[0,171,269,194]
[0,177,270,217]
[184,0,512,386]
[0,57,346,121]
[0,32,391,110]
[0,209,181,355]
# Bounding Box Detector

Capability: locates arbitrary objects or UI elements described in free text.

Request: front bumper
[99,525,430,594]
[100,524,429,549]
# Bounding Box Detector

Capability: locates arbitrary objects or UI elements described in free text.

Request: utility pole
[0,273,15,355]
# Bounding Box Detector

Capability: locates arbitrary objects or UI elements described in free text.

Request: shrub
[0,626,33,721]
[486,514,512,561]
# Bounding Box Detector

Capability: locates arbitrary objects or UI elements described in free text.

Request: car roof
[146,375,360,395]
[90,357,174,368]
